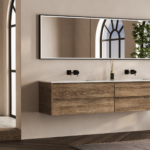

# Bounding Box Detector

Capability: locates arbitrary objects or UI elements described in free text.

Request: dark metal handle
[130,70,137,75]
[67,70,72,75]
[73,70,80,76]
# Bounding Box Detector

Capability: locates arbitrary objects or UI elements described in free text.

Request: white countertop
[40,79,150,84]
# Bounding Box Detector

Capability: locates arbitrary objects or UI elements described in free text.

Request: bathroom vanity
[39,80,150,116]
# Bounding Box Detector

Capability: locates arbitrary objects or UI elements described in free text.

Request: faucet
[67,70,80,76]
[130,70,137,76]
[125,69,137,76]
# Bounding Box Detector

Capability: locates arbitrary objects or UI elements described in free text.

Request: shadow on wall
[36,15,39,59]
[22,111,148,139]
[22,82,39,112]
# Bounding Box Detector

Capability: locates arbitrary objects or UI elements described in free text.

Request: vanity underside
[39,82,150,116]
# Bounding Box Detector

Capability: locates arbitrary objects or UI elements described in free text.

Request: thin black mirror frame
[39,14,150,60]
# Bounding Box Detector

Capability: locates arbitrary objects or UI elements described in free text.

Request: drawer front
[52,98,114,116]
[53,83,115,99]
[115,96,150,112]
[115,82,150,97]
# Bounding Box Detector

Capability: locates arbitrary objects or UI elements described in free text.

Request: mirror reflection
[40,16,150,59]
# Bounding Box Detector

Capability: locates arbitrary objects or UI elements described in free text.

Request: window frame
[100,19,125,58]
[9,0,16,118]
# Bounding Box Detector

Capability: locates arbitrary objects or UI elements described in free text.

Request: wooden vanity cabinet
[39,81,150,116]
[115,82,150,112]
[39,82,115,116]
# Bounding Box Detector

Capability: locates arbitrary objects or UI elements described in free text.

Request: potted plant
[131,21,150,58]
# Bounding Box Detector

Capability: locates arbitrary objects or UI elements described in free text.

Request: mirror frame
[39,15,150,60]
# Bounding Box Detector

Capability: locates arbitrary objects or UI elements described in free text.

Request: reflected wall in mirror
[39,15,150,59]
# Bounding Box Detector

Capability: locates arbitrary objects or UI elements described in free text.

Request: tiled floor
[0,117,16,128]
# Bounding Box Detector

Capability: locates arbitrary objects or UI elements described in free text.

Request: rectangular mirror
[39,15,150,59]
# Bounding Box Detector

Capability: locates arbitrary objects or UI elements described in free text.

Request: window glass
[113,20,117,29]
[11,9,16,25]
[11,73,16,116]
[102,41,109,58]
[102,27,110,40]
[111,41,119,58]
[105,20,112,32]
[121,40,125,58]
[111,31,119,39]
[117,20,123,31]
[11,27,16,70]
[14,0,16,8]
[120,28,125,38]
[101,19,125,58]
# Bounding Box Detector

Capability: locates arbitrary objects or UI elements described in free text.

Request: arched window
[100,19,125,58]
[9,0,16,118]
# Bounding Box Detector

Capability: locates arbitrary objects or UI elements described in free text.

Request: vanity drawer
[115,96,150,112]
[115,82,150,97]
[39,82,115,116]
[52,83,115,99]
[51,83,115,115]
[52,98,114,115]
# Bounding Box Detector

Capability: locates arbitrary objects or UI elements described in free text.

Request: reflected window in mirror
[100,19,125,58]
[9,0,16,118]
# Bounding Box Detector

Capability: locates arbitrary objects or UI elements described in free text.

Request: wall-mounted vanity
[39,15,150,115]
[39,80,150,116]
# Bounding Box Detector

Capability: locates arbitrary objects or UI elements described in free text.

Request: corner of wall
[16,0,21,129]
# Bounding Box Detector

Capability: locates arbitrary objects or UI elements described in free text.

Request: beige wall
[123,20,137,58]
[2,0,10,117]
[41,17,74,58]
[20,0,150,140]
[0,0,10,116]
[16,0,21,129]
[74,19,91,57]
[0,0,3,115]
[91,19,99,57]
[41,17,91,58]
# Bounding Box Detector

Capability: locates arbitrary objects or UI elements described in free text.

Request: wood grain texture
[0,131,150,150]
[52,98,114,115]
[115,96,150,112]
[0,128,21,142]
[53,83,115,99]
[115,82,150,97]
[39,82,52,115]
[40,82,150,115]
[40,82,115,116]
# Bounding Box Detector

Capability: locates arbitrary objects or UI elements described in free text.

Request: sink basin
[40,79,150,84]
